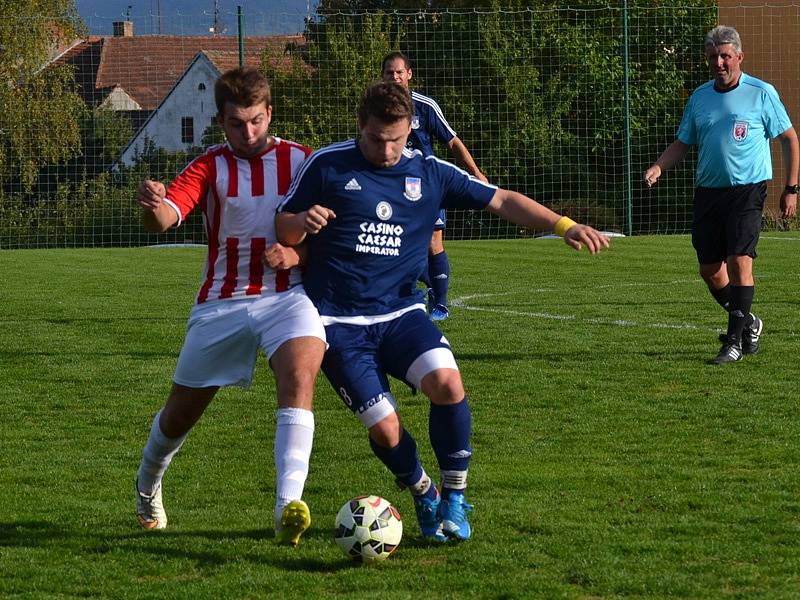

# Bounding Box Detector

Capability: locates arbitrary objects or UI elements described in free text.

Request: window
[181,116,194,144]
[198,82,206,91]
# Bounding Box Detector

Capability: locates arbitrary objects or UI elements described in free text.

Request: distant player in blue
[644,25,798,364]
[382,51,489,322]
[276,81,609,542]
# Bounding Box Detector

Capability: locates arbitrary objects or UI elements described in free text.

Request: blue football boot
[440,492,474,540]
[413,493,447,542]
[430,304,449,321]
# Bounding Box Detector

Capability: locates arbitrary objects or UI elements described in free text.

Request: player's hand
[564,224,610,255]
[780,190,797,219]
[263,243,300,270]
[137,180,166,212]
[643,165,662,188]
[475,171,489,184]
[304,205,336,234]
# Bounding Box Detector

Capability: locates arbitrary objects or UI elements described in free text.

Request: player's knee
[368,413,402,447]
[275,365,318,407]
[421,369,464,405]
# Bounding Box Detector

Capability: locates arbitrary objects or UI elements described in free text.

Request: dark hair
[214,67,271,116]
[358,81,414,126]
[381,51,411,74]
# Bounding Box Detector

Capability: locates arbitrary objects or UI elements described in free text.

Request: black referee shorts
[691,181,766,264]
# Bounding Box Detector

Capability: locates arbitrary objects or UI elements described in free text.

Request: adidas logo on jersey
[345,178,361,191]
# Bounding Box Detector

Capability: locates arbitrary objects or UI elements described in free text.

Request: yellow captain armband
[553,216,578,237]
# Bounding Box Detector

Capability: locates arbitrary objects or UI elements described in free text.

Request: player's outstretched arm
[276,205,337,246]
[486,189,610,255]
[137,179,178,233]
[643,140,691,187]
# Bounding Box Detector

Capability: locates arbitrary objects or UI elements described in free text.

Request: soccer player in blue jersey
[382,51,488,322]
[276,81,609,542]
[644,25,798,364]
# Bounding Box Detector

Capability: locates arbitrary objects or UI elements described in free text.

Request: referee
[644,25,799,364]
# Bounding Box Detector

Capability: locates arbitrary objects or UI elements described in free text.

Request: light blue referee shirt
[677,73,792,188]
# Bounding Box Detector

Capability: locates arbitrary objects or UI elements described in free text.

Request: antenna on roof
[126,5,132,21]
[210,0,226,36]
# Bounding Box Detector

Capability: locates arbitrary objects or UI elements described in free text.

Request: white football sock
[136,410,188,495]
[274,407,314,528]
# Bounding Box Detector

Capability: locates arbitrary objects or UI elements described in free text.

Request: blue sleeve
[762,84,792,138]
[676,93,696,145]
[426,98,457,145]
[432,156,496,210]
[279,152,324,214]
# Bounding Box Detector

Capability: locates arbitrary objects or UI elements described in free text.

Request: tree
[0,1,86,193]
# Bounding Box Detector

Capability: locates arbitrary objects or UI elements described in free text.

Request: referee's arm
[643,140,691,187]
[778,126,799,219]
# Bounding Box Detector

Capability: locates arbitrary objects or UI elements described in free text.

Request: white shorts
[173,286,326,389]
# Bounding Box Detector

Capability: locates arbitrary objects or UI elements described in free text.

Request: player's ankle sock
[428,251,450,306]
[429,398,471,494]
[726,285,754,344]
[709,283,731,311]
[137,410,187,495]
[274,407,314,525]
[369,429,427,491]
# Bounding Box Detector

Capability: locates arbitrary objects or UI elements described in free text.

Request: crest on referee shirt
[411,115,420,129]
[404,177,422,201]
[733,121,748,142]
[376,201,393,220]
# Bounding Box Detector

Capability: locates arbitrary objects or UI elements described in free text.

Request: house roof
[51,34,305,110]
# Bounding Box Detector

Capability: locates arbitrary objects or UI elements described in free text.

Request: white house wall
[118,55,220,166]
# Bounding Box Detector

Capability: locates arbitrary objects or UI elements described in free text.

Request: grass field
[1,234,799,599]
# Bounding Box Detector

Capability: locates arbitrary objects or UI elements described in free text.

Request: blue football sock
[428,251,450,307]
[369,429,426,491]
[429,398,472,497]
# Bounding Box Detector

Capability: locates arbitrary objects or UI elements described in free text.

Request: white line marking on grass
[761,236,800,241]
[452,300,703,331]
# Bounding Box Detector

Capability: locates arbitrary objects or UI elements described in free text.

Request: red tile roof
[52,34,304,110]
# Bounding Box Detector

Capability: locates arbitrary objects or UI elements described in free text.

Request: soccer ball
[334,495,403,562]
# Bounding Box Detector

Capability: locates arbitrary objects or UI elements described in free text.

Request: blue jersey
[279,140,497,319]
[677,73,792,188]
[408,91,457,156]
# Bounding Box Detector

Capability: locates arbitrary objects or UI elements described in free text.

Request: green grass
[1,234,799,599]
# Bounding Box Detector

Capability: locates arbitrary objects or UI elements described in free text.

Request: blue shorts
[321,310,458,427]
[434,209,446,231]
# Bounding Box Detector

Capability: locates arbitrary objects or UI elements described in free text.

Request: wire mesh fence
[2,4,798,249]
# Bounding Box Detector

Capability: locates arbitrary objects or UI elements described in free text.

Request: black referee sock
[709,284,731,311]
[726,285,754,345]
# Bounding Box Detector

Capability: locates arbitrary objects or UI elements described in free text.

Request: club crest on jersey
[376,201,393,220]
[732,121,748,142]
[411,115,420,129]
[404,177,422,201]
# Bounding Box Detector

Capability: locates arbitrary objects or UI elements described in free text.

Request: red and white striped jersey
[164,137,311,304]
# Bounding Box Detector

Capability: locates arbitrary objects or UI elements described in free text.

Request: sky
[76,0,317,36]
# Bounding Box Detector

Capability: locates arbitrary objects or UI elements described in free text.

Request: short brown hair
[381,51,411,73]
[358,81,413,126]
[214,67,271,116]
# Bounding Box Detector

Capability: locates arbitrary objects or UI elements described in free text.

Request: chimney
[112,21,134,37]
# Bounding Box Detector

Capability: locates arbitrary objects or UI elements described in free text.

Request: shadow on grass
[0,521,367,573]
[0,520,68,547]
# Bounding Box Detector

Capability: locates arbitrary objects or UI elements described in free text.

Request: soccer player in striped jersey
[133,67,326,546]
[644,26,798,364]
[276,81,609,542]
[382,51,488,322]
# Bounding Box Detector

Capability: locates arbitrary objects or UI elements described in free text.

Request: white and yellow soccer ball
[334,495,403,562]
